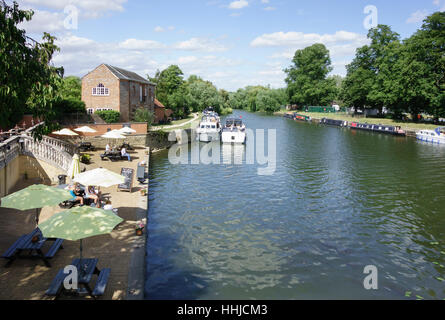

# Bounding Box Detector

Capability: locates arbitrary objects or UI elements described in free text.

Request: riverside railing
[0,124,75,172]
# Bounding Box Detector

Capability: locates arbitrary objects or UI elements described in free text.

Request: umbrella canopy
[67,154,81,179]
[118,127,136,134]
[52,128,79,136]
[39,206,123,241]
[72,168,125,188]
[0,184,73,225]
[74,126,97,134]
[101,130,126,139]
[39,206,123,267]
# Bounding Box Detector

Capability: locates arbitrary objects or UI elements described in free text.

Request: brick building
[81,64,156,122]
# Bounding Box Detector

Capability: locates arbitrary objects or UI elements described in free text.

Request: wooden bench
[1,235,27,260]
[92,268,111,297]
[45,269,66,297]
[45,239,64,259]
[78,143,96,152]
[100,153,125,162]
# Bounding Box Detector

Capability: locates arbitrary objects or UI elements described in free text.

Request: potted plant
[135,221,145,236]
[81,154,91,164]
[140,188,147,196]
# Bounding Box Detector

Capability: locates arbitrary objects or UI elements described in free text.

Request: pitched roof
[154,98,165,108]
[101,64,155,85]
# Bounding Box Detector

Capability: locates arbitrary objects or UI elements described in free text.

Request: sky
[12,0,445,91]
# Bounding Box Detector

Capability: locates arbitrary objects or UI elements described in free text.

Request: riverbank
[0,148,149,300]
[274,110,439,132]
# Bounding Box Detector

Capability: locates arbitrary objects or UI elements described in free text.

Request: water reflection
[222,143,245,165]
[146,111,445,300]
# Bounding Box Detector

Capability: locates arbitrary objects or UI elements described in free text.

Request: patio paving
[0,147,149,300]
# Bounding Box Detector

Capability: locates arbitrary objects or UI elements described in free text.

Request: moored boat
[320,118,348,127]
[196,113,221,142]
[221,118,246,144]
[350,122,406,136]
[416,127,445,144]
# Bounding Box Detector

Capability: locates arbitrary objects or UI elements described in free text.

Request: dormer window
[92,83,109,96]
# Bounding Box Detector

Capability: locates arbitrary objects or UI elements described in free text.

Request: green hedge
[53,98,86,114]
[96,110,121,123]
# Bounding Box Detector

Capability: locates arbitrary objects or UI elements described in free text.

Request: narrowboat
[349,122,406,136]
[320,118,348,127]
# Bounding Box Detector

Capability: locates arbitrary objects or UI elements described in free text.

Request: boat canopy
[226,119,243,126]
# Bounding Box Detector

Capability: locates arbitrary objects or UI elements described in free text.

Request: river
[145,110,445,300]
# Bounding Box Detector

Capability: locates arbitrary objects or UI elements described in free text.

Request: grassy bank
[275,110,438,131]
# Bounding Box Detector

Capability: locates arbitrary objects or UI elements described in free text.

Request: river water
[145,110,445,300]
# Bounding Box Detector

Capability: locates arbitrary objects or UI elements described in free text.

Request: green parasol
[0,184,73,225]
[39,206,123,268]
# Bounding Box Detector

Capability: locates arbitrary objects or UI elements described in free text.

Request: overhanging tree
[0,1,63,138]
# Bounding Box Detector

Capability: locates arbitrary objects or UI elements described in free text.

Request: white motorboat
[221,118,246,144]
[416,127,445,144]
[196,113,221,142]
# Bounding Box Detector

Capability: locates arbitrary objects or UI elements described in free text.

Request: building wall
[0,157,20,198]
[82,65,121,116]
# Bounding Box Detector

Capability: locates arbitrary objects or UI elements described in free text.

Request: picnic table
[46,258,111,299]
[1,228,64,267]
[78,142,96,152]
[100,150,125,162]
[119,142,133,151]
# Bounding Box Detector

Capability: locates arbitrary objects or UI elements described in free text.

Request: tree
[255,90,281,113]
[153,65,185,106]
[285,43,338,106]
[0,1,63,138]
[59,76,81,100]
[393,12,445,120]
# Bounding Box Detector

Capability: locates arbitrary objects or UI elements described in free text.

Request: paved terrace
[0,148,149,300]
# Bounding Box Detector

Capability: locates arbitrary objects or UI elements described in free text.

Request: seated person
[69,185,84,206]
[85,185,101,208]
[103,200,118,215]
[121,147,131,161]
[105,144,111,153]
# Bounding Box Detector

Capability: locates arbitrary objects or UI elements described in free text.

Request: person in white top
[121,147,131,161]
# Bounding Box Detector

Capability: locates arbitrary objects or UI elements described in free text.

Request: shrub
[80,154,91,164]
[96,110,120,123]
[53,98,86,114]
[134,108,154,127]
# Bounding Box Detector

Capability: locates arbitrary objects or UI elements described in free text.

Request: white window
[140,86,143,102]
[92,83,110,96]
[87,108,94,115]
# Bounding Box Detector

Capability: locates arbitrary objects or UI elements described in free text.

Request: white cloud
[261,0,270,3]
[406,10,429,24]
[251,30,367,48]
[154,26,165,32]
[118,39,166,50]
[17,0,127,17]
[260,30,370,78]
[17,9,65,33]
[228,0,248,9]
[174,38,228,52]
[264,7,276,11]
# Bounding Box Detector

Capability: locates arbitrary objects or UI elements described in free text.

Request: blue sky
[15,0,444,91]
